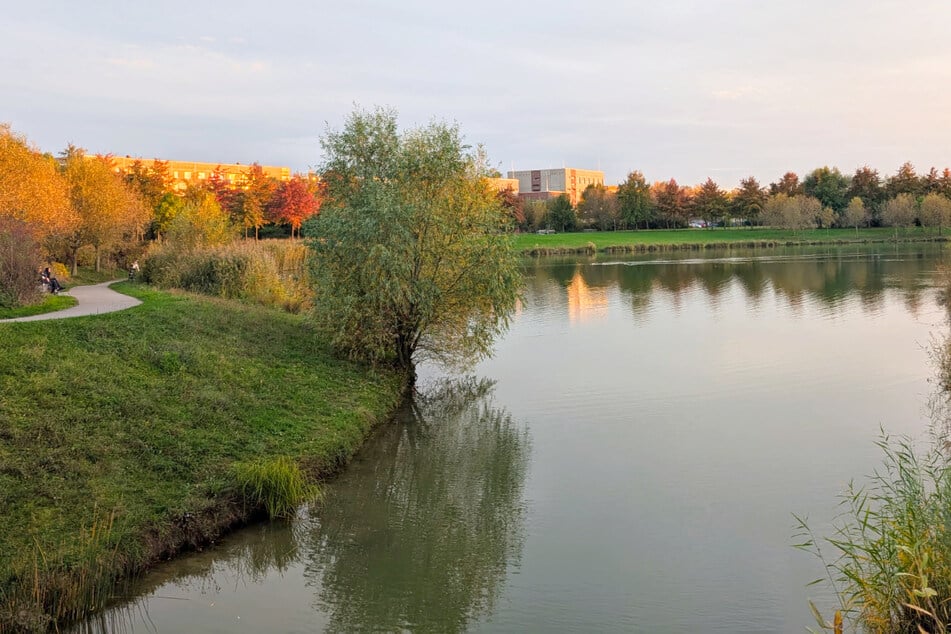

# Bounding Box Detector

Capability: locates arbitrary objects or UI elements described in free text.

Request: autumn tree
[0,125,74,241]
[769,172,803,197]
[123,159,170,213]
[495,186,525,230]
[577,184,619,231]
[651,179,690,228]
[919,193,951,233]
[886,162,921,198]
[616,171,653,230]
[306,107,521,382]
[923,167,943,195]
[234,163,277,240]
[842,197,869,231]
[61,147,149,273]
[937,169,951,199]
[880,193,918,229]
[731,176,767,226]
[268,175,322,238]
[762,194,819,231]
[167,190,234,249]
[205,165,236,209]
[691,178,729,227]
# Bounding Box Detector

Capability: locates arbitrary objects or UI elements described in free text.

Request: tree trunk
[95,246,101,272]
[71,248,78,276]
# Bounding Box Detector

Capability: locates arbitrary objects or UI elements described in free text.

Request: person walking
[129,260,140,281]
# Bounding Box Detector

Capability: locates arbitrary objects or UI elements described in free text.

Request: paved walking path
[0,281,142,323]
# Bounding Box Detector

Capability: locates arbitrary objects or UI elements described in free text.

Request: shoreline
[515,228,949,256]
[0,285,405,631]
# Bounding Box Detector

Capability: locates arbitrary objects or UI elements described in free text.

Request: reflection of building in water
[567,272,609,323]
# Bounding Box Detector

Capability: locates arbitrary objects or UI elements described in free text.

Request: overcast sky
[3,1,950,187]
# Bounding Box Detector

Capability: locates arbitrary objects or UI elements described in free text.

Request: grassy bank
[0,283,403,630]
[515,227,949,255]
[0,267,114,320]
[0,294,76,320]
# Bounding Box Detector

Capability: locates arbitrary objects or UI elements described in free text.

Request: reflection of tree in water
[526,245,947,319]
[303,377,531,634]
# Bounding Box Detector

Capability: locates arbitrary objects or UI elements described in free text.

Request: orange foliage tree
[0,125,75,241]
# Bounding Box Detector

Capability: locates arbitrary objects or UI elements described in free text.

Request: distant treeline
[502,163,951,234]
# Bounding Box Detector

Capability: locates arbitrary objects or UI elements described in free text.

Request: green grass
[67,267,124,286]
[0,284,403,629]
[232,456,320,519]
[514,227,949,254]
[0,293,77,319]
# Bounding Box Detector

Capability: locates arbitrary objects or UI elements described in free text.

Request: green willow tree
[305,108,521,384]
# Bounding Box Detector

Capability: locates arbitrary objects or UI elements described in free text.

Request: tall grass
[142,239,313,312]
[796,432,951,633]
[797,266,951,633]
[0,509,122,631]
[232,456,320,519]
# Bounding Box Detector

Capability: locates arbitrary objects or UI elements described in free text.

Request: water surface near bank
[77,243,949,633]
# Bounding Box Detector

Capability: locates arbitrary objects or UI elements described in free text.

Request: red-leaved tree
[268,175,322,238]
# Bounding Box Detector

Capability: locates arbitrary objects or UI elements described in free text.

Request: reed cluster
[796,432,951,633]
[232,456,320,519]
[0,510,122,632]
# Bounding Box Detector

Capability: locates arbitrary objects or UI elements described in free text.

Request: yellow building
[485,177,520,193]
[107,156,291,191]
[507,168,604,206]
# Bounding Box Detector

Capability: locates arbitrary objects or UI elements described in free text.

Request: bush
[0,217,42,307]
[142,240,313,312]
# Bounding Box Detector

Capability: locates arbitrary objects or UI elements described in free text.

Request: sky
[3,0,951,188]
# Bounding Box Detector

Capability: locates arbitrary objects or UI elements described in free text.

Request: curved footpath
[0,280,141,322]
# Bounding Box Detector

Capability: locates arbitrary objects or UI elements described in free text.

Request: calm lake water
[77,243,950,633]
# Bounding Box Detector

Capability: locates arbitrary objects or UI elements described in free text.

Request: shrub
[0,216,42,307]
[142,240,313,312]
[231,456,319,519]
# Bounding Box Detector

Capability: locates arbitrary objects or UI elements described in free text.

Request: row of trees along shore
[507,164,951,233]
[0,124,322,307]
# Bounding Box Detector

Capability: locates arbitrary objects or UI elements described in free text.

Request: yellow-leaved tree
[61,147,149,273]
[0,125,75,241]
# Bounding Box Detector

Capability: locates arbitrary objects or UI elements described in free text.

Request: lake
[75,243,950,633]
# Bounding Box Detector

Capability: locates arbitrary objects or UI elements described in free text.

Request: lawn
[0,293,77,320]
[0,283,403,629]
[514,226,948,253]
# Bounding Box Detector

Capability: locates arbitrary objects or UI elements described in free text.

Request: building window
[198,172,206,180]
[173,171,179,179]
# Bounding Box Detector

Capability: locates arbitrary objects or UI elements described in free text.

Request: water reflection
[73,378,530,633]
[529,245,943,323]
[304,377,531,633]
